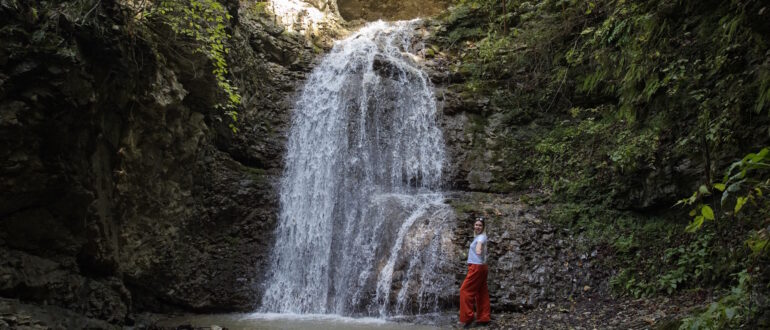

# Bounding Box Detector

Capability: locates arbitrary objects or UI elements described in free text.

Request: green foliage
[612,233,636,254]
[534,115,609,197]
[758,70,770,113]
[436,1,770,326]
[658,234,714,294]
[530,106,663,200]
[248,1,269,16]
[573,0,767,123]
[678,147,770,232]
[610,232,720,298]
[547,202,622,249]
[746,228,769,258]
[673,147,770,326]
[470,0,766,191]
[438,0,770,208]
[679,270,755,329]
[151,0,241,132]
[548,201,744,298]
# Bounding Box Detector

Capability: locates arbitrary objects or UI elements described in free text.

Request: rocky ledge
[0,0,318,325]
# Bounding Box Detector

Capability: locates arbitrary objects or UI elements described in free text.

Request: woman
[459,217,490,326]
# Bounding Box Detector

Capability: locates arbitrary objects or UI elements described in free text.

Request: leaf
[753,148,769,162]
[747,234,768,256]
[688,209,696,217]
[701,205,714,220]
[688,190,698,204]
[699,185,710,195]
[580,27,596,35]
[713,183,726,191]
[685,215,705,232]
[724,307,736,319]
[726,180,743,193]
[735,196,748,213]
[721,189,730,206]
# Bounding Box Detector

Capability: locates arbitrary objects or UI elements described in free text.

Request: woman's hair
[474,216,485,230]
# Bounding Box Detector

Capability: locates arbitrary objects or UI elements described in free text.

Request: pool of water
[155,313,450,330]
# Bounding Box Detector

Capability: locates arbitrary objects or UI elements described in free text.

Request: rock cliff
[1,0,611,327]
[0,0,318,326]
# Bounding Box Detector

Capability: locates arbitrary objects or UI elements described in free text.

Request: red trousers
[459,263,490,323]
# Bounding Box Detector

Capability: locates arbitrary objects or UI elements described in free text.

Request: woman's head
[474,217,485,234]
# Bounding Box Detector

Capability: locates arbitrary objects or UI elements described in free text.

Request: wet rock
[338,0,451,21]
[0,298,118,329]
[448,192,603,312]
[0,250,129,323]
[0,0,317,324]
[372,54,421,79]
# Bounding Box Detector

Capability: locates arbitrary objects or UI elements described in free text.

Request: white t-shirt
[467,233,487,264]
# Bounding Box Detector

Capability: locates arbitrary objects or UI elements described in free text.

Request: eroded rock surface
[446,193,604,313]
[338,0,452,22]
[0,1,316,325]
[0,298,119,330]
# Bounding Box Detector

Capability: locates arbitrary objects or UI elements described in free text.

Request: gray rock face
[420,35,503,192]
[0,1,315,325]
[410,21,606,312]
[0,249,129,323]
[337,0,452,22]
[446,193,603,312]
[0,298,119,330]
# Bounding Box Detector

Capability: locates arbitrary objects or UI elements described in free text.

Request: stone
[448,192,604,312]
[0,0,317,324]
[337,0,451,21]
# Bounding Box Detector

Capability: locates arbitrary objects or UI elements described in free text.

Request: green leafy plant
[152,0,241,132]
[679,270,755,329]
[677,147,770,232]
[659,233,714,294]
[610,232,715,298]
[674,147,770,327]
[249,1,269,16]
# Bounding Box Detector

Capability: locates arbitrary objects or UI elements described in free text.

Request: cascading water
[260,20,456,318]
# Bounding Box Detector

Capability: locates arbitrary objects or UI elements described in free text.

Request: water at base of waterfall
[259,20,455,318]
[155,313,457,329]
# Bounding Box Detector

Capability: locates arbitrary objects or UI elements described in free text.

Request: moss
[546,200,751,298]
[243,166,267,182]
[434,0,770,199]
[489,181,515,193]
[248,1,269,16]
[224,234,240,246]
[449,200,476,215]
[432,1,770,317]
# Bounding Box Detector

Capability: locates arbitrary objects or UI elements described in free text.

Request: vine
[153,0,241,132]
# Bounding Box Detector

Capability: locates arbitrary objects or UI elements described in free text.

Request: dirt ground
[456,291,710,329]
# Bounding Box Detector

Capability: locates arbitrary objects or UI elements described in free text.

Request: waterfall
[259,20,455,317]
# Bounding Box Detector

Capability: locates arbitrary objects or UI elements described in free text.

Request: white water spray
[260,20,455,317]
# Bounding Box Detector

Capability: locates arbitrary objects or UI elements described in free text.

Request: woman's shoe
[457,321,473,328]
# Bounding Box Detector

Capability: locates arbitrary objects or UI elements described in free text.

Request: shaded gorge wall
[0,1,318,326]
[337,0,452,21]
